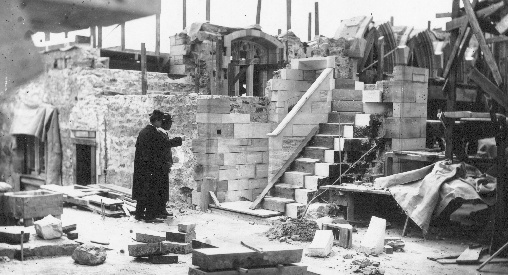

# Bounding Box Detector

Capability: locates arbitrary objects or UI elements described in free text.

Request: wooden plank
[399,26,413,47]
[209,191,220,207]
[192,247,303,271]
[446,2,504,31]
[141,43,147,94]
[463,0,503,85]
[436,12,452,18]
[468,67,508,109]
[456,246,484,264]
[486,35,508,44]
[443,18,471,79]
[211,201,281,218]
[200,178,214,212]
[249,126,319,210]
[121,22,125,51]
[378,36,384,80]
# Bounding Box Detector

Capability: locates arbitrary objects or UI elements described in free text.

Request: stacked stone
[169,34,192,76]
[192,97,272,205]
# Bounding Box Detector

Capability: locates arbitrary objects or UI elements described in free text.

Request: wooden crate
[2,190,63,219]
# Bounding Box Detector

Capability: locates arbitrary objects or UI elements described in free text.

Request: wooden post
[308,13,312,41]
[141,43,147,95]
[494,116,508,253]
[200,177,215,212]
[256,0,262,25]
[90,26,96,48]
[20,230,24,261]
[390,16,394,26]
[377,36,385,81]
[278,29,281,35]
[121,22,125,51]
[206,0,210,22]
[183,0,187,29]
[216,38,224,95]
[315,2,319,36]
[286,0,291,30]
[156,13,161,56]
[428,20,431,30]
[97,26,102,48]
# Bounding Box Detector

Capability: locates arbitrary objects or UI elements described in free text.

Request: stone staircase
[261,79,379,218]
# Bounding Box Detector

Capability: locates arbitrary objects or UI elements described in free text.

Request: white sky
[32,0,454,53]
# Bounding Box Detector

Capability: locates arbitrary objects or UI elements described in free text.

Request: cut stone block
[355,114,372,127]
[280,69,303,80]
[192,239,217,249]
[128,241,192,257]
[302,147,327,161]
[332,101,363,112]
[335,78,356,89]
[362,89,382,102]
[135,232,166,243]
[192,247,303,271]
[338,224,353,249]
[332,89,363,101]
[314,163,349,177]
[178,222,196,233]
[197,98,230,114]
[362,102,391,115]
[72,244,106,266]
[66,232,78,240]
[384,245,393,254]
[392,103,427,118]
[307,230,334,257]
[383,118,427,138]
[262,197,295,213]
[149,255,178,264]
[343,125,354,138]
[292,158,318,174]
[285,203,306,219]
[273,184,300,200]
[392,65,429,83]
[319,123,353,135]
[328,112,358,124]
[166,230,196,243]
[391,138,426,151]
[311,134,338,148]
[0,226,30,244]
[360,216,386,255]
[282,171,311,187]
[34,215,62,240]
[269,79,312,91]
[304,175,327,190]
[290,56,335,70]
[188,265,307,275]
[295,189,316,205]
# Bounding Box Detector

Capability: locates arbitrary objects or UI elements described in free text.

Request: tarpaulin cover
[374,160,496,234]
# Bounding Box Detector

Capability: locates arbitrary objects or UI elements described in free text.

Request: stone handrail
[267,67,334,137]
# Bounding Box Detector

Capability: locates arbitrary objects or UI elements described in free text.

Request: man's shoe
[134,215,144,221]
[157,211,173,218]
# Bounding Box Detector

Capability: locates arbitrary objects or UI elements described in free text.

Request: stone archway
[222,29,283,97]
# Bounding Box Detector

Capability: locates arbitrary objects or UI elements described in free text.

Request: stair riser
[315,163,350,178]
[302,148,326,161]
[332,89,362,101]
[291,160,315,174]
[311,136,335,148]
[304,176,330,190]
[319,123,351,135]
[262,199,289,213]
[328,112,358,124]
[324,151,364,163]
[332,101,363,112]
[272,187,296,200]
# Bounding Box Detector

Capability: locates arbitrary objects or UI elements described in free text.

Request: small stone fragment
[72,244,107,266]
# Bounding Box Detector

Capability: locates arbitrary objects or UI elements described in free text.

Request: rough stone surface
[71,244,107,266]
[34,215,63,240]
[128,241,192,257]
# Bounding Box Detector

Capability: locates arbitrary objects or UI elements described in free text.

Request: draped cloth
[9,102,62,185]
[374,160,496,234]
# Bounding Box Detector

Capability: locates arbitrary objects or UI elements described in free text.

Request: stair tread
[284,171,313,175]
[315,134,341,137]
[264,196,295,203]
[305,146,330,150]
[295,158,321,163]
[320,122,354,125]
[275,183,303,189]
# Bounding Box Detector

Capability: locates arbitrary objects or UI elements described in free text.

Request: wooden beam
[399,26,413,46]
[486,35,508,44]
[308,13,311,41]
[446,2,504,31]
[183,0,187,29]
[463,0,503,86]
[256,0,261,25]
[390,16,394,26]
[443,24,472,78]
[97,26,102,48]
[378,36,385,81]
[228,66,248,91]
[468,66,508,110]
[358,29,378,70]
[141,43,147,95]
[286,0,291,30]
[315,2,319,36]
[206,0,210,22]
[121,22,125,51]
[250,126,318,210]
[90,26,96,48]
[155,13,160,56]
[436,12,452,18]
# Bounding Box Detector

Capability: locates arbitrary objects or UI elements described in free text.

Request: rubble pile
[351,257,384,275]
[266,218,319,242]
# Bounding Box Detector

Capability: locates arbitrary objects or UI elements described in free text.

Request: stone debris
[359,216,386,255]
[34,215,63,240]
[351,257,384,275]
[386,240,405,251]
[71,244,107,266]
[266,218,319,242]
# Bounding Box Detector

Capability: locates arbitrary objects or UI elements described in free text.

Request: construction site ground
[0,206,507,275]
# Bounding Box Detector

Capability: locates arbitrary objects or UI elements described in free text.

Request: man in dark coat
[132,110,182,221]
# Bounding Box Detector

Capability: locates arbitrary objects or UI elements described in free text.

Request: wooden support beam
[428,21,431,30]
[256,0,261,25]
[287,0,291,30]
[121,22,125,51]
[378,36,385,81]
[446,2,504,31]
[308,13,311,41]
[228,66,248,91]
[156,13,161,56]
[436,12,452,18]
[206,0,210,22]
[141,43,147,95]
[390,16,394,26]
[183,0,187,29]
[399,26,413,46]
[443,23,472,79]
[487,35,508,44]
[97,26,102,48]
[90,26,96,48]
[315,2,320,36]
[468,66,508,110]
[463,0,503,86]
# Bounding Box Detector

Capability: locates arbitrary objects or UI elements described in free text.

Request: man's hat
[149,110,165,121]
[163,113,173,122]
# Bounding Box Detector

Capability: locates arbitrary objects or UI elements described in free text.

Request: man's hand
[181,136,186,141]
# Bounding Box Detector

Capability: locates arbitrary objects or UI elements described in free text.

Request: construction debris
[307,230,334,257]
[359,216,386,255]
[34,215,63,240]
[266,218,319,242]
[71,244,107,266]
[351,257,385,274]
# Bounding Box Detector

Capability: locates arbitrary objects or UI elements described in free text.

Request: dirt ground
[0,206,507,275]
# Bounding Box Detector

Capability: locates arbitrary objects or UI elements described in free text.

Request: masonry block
[332,89,362,101]
[328,112,358,124]
[194,165,220,181]
[355,114,372,127]
[280,69,303,80]
[128,241,192,257]
[198,123,234,138]
[234,123,273,139]
[362,90,382,102]
[249,178,268,189]
[311,101,332,114]
[362,102,392,115]
[304,175,328,190]
[383,118,427,138]
[360,216,386,255]
[335,78,356,89]
[256,164,269,178]
[192,239,218,249]
[178,223,196,233]
[295,189,316,205]
[262,197,295,212]
[392,103,427,118]
[392,66,429,83]
[273,184,300,199]
[227,179,247,191]
[224,191,241,202]
[219,165,256,180]
[391,138,426,151]
[379,81,417,103]
[269,79,312,91]
[332,101,363,112]
[136,232,166,243]
[197,98,230,114]
[170,44,191,56]
[293,124,318,137]
[303,70,317,81]
[291,56,335,70]
[192,191,201,206]
[195,153,222,166]
[283,171,311,187]
[192,139,219,154]
[149,255,178,264]
[292,158,317,174]
[334,138,371,151]
[285,203,306,219]
[240,189,253,201]
[307,230,334,257]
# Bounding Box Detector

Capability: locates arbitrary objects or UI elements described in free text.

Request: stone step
[272,184,302,200]
[311,134,340,148]
[282,171,312,187]
[331,89,363,101]
[328,112,360,124]
[314,163,350,177]
[262,196,295,213]
[318,123,354,135]
[332,101,364,112]
[302,146,329,161]
[295,188,317,205]
[291,158,320,174]
[285,203,306,219]
[304,175,329,190]
[334,138,371,151]
[335,78,356,89]
[324,150,364,163]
